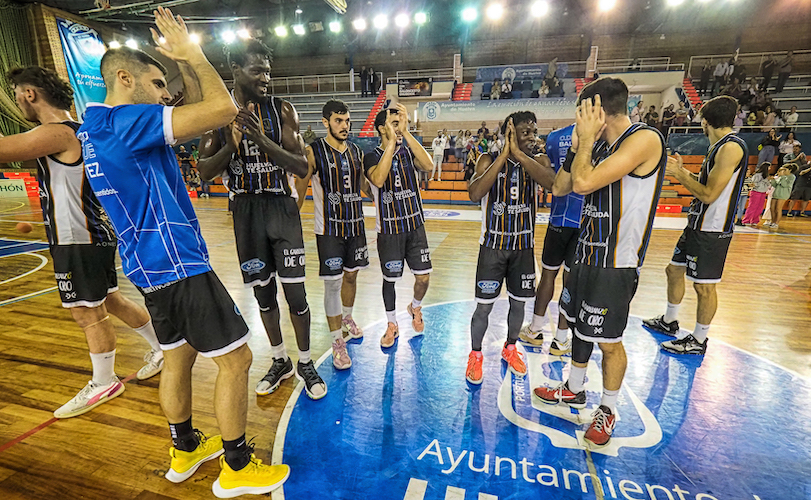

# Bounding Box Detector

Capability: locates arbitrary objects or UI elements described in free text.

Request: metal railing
[391,68,455,82]
[597,62,685,73]
[687,50,811,80]
[227,71,384,95]
[667,124,811,136]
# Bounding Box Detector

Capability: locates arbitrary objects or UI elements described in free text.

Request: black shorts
[560,264,639,343]
[50,242,118,308]
[541,225,578,272]
[377,225,432,281]
[233,194,305,287]
[316,233,370,279]
[140,271,250,357]
[475,246,536,303]
[790,186,811,202]
[670,227,732,284]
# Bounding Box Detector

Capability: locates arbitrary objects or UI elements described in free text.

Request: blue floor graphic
[0,238,48,257]
[272,300,811,500]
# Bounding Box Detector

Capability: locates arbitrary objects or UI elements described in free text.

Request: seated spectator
[747,111,757,127]
[539,81,549,98]
[501,79,513,99]
[490,79,501,100]
[722,78,743,99]
[674,101,689,127]
[733,105,745,132]
[762,105,777,131]
[550,77,563,97]
[785,106,799,129]
[644,105,659,127]
[187,167,201,190]
[779,132,801,168]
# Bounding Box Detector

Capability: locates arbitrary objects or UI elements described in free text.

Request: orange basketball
[15,222,33,234]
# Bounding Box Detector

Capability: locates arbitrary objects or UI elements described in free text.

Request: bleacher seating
[274,92,382,139]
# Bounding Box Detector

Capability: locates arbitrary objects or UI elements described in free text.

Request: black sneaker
[642,315,680,336]
[296,360,327,400]
[254,357,294,395]
[661,335,707,355]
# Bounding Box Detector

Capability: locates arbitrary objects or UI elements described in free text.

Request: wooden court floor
[0,196,809,499]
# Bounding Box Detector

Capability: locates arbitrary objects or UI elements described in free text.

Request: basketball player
[643,96,748,355]
[465,113,555,384]
[519,122,584,356]
[295,100,368,370]
[363,103,434,347]
[198,38,326,400]
[78,9,288,496]
[0,66,164,419]
[534,79,666,447]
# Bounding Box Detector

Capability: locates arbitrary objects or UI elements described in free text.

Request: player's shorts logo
[477,280,500,293]
[560,287,571,304]
[328,192,342,205]
[240,258,266,275]
[382,192,394,205]
[325,257,343,271]
[385,260,403,272]
[234,304,242,316]
[493,202,505,216]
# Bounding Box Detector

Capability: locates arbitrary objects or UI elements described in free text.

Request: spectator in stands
[712,59,728,96]
[776,51,793,93]
[430,131,446,182]
[369,67,378,96]
[674,101,689,127]
[490,132,502,155]
[476,132,488,153]
[630,100,644,123]
[464,130,475,152]
[662,104,676,134]
[190,144,199,163]
[501,78,513,99]
[544,57,558,88]
[539,81,549,98]
[455,130,465,164]
[725,57,735,85]
[698,60,713,96]
[779,132,801,168]
[303,124,317,145]
[629,58,641,71]
[785,106,799,129]
[733,104,745,132]
[759,129,781,166]
[477,121,489,137]
[177,145,193,181]
[490,79,501,100]
[550,77,563,97]
[735,165,755,226]
[644,105,659,127]
[187,166,201,192]
[787,149,811,217]
[732,62,747,86]
[442,128,452,162]
[783,142,807,173]
[742,162,772,226]
[747,111,757,127]
[722,78,743,100]
[769,164,797,228]
[762,105,777,131]
[761,54,777,91]
[691,103,703,131]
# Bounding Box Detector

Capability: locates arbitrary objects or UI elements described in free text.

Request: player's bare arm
[394,103,433,172]
[667,143,744,205]
[366,111,399,188]
[295,145,316,210]
[469,134,510,202]
[0,124,79,164]
[197,123,241,181]
[233,101,308,178]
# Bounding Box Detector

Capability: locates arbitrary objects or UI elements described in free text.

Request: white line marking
[403,478,429,500]
[0,252,48,285]
[444,486,465,500]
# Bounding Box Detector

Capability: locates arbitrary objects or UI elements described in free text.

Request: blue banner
[56,18,106,116]
[475,63,570,83]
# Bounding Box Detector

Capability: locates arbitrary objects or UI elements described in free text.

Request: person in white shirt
[712,60,728,96]
[430,131,446,181]
[501,79,513,99]
[630,101,644,123]
[785,106,799,128]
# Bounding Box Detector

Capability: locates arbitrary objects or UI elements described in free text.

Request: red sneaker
[584,405,616,447]
[466,351,483,384]
[407,303,424,333]
[533,382,586,409]
[501,343,527,376]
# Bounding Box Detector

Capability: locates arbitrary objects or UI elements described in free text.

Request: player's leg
[341,233,369,339]
[405,226,432,333]
[253,279,295,396]
[316,235,351,369]
[467,246,508,383]
[378,232,405,347]
[549,268,573,356]
[104,291,164,379]
[643,230,687,335]
[502,249,535,376]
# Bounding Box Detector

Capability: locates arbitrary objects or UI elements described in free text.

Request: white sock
[298,350,311,364]
[555,327,568,343]
[134,320,161,351]
[663,302,681,324]
[568,365,587,393]
[530,314,547,333]
[330,329,343,342]
[601,388,620,412]
[342,305,353,318]
[386,310,397,324]
[89,350,116,385]
[411,298,422,309]
[692,322,710,343]
[270,342,287,360]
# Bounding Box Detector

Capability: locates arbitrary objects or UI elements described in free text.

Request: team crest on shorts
[325,257,343,271]
[240,258,265,275]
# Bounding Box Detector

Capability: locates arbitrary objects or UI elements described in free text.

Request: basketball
[15,222,33,234]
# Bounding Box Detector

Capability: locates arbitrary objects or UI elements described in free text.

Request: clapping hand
[150,7,201,62]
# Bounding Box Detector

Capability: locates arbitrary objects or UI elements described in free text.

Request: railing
[597,62,685,73]
[687,50,811,80]
[667,124,811,136]
[463,60,589,82]
[225,71,384,95]
[391,68,455,82]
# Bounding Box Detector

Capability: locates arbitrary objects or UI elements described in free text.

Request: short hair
[501,111,537,135]
[100,47,166,87]
[785,164,798,174]
[322,99,349,120]
[227,38,272,67]
[374,108,392,134]
[6,66,74,111]
[577,77,629,117]
[700,96,737,129]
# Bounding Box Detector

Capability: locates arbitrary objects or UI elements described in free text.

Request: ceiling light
[395,13,409,28]
[414,12,427,25]
[275,26,288,37]
[352,18,367,31]
[373,14,388,29]
[598,0,617,12]
[293,24,306,35]
[667,0,685,5]
[329,21,341,32]
[295,6,303,14]
[108,40,121,49]
[189,33,201,44]
[237,28,250,39]
[530,1,549,17]
[125,39,138,49]
[486,4,504,20]
[222,30,236,43]
[461,7,477,22]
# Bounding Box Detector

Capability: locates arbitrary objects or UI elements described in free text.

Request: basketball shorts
[790,186,811,202]
[140,271,250,357]
[50,242,118,308]
[474,246,536,303]
[316,233,369,279]
[670,227,732,284]
[560,264,639,343]
[377,225,432,281]
[541,225,579,272]
[233,194,306,287]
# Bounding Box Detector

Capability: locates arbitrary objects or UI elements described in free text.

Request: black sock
[223,435,251,471]
[169,417,199,452]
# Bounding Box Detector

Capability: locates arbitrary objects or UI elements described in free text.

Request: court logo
[423,102,441,121]
[325,257,343,271]
[240,258,266,275]
[477,280,500,293]
[385,260,403,272]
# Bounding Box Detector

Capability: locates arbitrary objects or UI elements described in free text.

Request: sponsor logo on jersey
[382,192,394,205]
[326,257,344,271]
[328,192,342,205]
[385,260,403,272]
[477,280,500,293]
[493,202,505,216]
[240,258,266,275]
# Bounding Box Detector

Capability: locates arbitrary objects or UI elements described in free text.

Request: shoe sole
[532,391,586,409]
[137,361,164,381]
[583,436,611,448]
[549,345,572,356]
[380,333,399,349]
[518,332,544,346]
[53,382,125,419]
[342,324,364,340]
[660,346,706,356]
[332,354,352,370]
[502,360,527,378]
[466,375,483,385]
[211,466,290,499]
[295,370,328,400]
[255,368,294,396]
[641,323,678,337]
[165,448,224,483]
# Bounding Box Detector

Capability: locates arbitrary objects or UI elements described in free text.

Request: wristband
[562,149,575,173]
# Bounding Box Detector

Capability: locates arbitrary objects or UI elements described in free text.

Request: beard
[131,81,157,105]
[328,125,348,142]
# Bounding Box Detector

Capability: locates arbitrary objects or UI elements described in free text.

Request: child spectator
[743,162,772,226]
[768,164,797,228]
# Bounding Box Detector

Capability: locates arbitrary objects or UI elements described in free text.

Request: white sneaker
[137,349,164,380]
[54,377,125,419]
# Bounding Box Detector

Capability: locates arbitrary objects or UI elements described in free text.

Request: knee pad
[253,280,279,312]
[323,278,343,317]
[572,334,595,364]
[382,280,397,311]
[282,282,309,316]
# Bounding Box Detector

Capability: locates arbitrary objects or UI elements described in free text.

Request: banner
[0,179,26,198]
[398,78,433,97]
[56,18,107,116]
[475,63,570,83]
[420,98,575,123]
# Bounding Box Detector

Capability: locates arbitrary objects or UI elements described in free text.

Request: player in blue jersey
[465,113,555,384]
[0,66,164,419]
[363,104,435,348]
[534,78,665,448]
[519,123,584,356]
[78,9,289,497]
[295,99,369,370]
[643,96,748,356]
[198,38,327,401]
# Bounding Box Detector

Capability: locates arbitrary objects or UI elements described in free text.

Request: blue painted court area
[273,300,811,500]
[0,238,49,257]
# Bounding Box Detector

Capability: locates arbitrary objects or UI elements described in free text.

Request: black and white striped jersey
[363,144,425,234]
[479,156,538,250]
[310,138,366,237]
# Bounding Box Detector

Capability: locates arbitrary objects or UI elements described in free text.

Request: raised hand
[385,108,398,138]
[665,152,683,177]
[234,103,263,143]
[226,122,243,150]
[394,103,409,132]
[507,118,520,156]
[150,6,202,62]
[576,94,607,141]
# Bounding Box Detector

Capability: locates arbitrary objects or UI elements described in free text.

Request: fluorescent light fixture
[373,14,388,29]
[352,18,367,31]
[414,12,427,25]
[274,25,288,37]
[237,28,250,39]
[293,24,306,35]
[125,39,138,49]
[531,1,549,17]
[221,30,236,43]
[486,3,504,20]
[667,0,685,5]
[108,40,121,49]
[395,13,409,28]
[329,21,341,32]
[461,7,477,22]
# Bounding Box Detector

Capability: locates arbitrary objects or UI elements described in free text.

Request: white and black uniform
[560,123,666,343]
[475,156,538,303]
[219,95,306,287]
[37,121,118,308]
[310,138,369,279]
[671,133,748,283]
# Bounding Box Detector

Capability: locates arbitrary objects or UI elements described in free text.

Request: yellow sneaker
[212,455,290,499]
[165,433,224,483]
